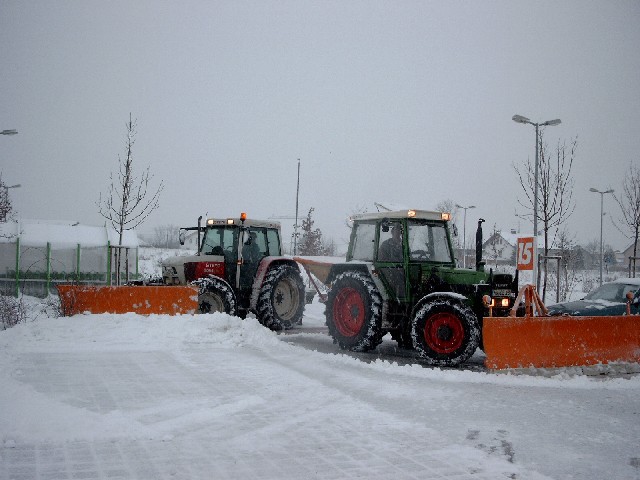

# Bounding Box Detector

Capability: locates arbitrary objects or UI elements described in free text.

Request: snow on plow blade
[483,315,640,369]
[57,285,199,316]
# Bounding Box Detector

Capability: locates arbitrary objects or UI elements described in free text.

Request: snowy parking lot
[1,298,639,480]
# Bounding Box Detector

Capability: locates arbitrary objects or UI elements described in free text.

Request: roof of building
[0,219,139,248]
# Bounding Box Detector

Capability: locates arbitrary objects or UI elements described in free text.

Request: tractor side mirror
[452,224,458,237]
[178,230,185,246]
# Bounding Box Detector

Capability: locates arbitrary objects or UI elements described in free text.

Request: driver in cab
[378,224,403,262]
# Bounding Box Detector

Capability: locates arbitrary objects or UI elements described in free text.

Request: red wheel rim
[333,287,365,337]
[423,312,464,354]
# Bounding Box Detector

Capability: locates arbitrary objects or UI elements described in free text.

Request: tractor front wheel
[193,276,236,315]
[325,271,384,352]
[411,299,480,366]
[257,264,305,331]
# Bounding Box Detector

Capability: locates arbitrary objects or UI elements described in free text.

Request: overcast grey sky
[1,1,639,253]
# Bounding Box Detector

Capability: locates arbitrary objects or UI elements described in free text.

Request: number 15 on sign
[517,237,536,271]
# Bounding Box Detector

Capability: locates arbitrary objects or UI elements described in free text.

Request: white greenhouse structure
[0,220,140,297]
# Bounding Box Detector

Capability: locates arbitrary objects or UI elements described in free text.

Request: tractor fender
[249,256,301,311]
[410,291,471,320]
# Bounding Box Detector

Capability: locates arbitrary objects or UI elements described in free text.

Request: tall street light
[455,204,475,268]
[512,114,561,287]
[589,187,614,286]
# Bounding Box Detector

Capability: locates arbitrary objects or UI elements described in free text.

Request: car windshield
[583,283,638,303]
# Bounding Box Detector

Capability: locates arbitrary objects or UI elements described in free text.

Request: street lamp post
[455,204,475,268]
[589,187,614,286]
[512,114,561,286]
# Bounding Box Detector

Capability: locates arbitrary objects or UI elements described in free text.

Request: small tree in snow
[613,162,640,276]
[514,131,576,300]
[0,173,15,223]
[97,114,164,283]
[554,229,579,301]
[486,224,504,268]
[299,207,330,256]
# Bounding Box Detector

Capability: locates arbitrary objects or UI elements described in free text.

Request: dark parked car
[547,278,640,316]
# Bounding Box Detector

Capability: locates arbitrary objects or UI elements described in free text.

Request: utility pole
[293,159,300,255]
[589,187,614,286]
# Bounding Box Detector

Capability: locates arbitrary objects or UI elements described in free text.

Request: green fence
[0,240,139,298]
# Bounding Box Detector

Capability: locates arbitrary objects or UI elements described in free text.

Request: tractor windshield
[201,227,238,256]
[407,220,453,263]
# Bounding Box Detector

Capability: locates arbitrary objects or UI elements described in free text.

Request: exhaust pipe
[475,218,485,272]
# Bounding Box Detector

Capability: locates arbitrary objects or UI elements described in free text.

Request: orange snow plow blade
[483,284,640,369]
[57,285,199,316]
[483,315,640,369]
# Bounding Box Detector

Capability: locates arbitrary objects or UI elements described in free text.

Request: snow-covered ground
[1,249,639,479]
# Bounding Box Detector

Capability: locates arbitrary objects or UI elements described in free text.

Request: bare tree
[152,224,180,249]
[486,224,505,268]
[554,229,579,301]
[613,162,640,276]
[513,131,577,299]
[584,239,600,270]
[0,173,14,223]
[98,114,164,283]
[435,199,460,245]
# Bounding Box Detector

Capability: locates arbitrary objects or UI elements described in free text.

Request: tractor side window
[266,229,281,256]
[242,229,264,263]
[351,223,375,261]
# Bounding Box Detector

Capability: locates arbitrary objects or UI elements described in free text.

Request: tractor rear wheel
[326,271,384,352]
[193,276,236,315]
[257,264,305,331]
[411,298,479,366]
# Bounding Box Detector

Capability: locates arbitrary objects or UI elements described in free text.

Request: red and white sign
[516,236,536,271]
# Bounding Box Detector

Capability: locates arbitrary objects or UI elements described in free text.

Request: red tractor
[162,213,305,330]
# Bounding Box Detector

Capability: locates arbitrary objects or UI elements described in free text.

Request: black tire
[325,271,384,352]
[192,276,236,315]
[410,298,480,366]
[257,264,305,331]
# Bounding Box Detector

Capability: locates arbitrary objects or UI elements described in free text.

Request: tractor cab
[197,216,282,293]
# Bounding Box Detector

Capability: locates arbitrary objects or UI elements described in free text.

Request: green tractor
[321,209,518,366]
[161,213,306,330]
